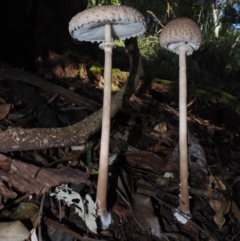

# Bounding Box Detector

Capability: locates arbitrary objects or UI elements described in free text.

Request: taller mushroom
[159,18,202,217]
[69,6,146,228]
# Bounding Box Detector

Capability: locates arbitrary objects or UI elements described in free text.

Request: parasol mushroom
[69,5,146,228]
[159,18,202,217]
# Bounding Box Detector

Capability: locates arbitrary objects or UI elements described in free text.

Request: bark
[0,154,90,204]
[0,90,121,152]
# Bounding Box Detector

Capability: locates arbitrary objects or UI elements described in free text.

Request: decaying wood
[0,41,143,152]
[0,154,91,203]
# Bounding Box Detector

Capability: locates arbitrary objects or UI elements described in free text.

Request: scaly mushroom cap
[69,5,146,43]
[160,18,202,55]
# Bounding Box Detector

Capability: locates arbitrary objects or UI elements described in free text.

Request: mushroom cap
[159,18,202,55]
[69,5,146,43]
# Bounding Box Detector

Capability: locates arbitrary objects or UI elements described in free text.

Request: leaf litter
[0,60,240,241]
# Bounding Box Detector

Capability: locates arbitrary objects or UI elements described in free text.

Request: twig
[164,0,176,17]
[147,10,164,28]
[186,96,196,107]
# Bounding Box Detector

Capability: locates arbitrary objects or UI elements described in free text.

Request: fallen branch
[0,42,143,152]
[0,67,101,109]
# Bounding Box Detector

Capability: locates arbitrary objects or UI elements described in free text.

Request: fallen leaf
[0,104,12,120]
[0,154,12,171]
[112,204,131,223]
[125,150,172,175]
[0,221,29,241]
[131,193,162,238]
[10,203,39,224]
[209,199,231,229]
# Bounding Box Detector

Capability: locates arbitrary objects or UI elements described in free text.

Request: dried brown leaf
[0,154,12,171]
[132,193,162,238]
[0,104,12,120]
[112,204,131,223]
[209,199,231,229]
[125,150,172,174]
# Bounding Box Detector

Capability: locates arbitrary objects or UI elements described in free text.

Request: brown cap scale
[160,18,202,55]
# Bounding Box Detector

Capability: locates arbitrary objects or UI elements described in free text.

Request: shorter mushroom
[69,5,146,228]
[159,18,202,217]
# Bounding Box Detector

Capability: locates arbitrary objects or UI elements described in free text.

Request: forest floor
[0,43,240,241]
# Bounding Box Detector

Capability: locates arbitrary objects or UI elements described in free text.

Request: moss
[114,39,125,47]
[189,85,240,115]
[90,66,128,80]
[90,65,103,75]
[152,78,240,114]
[89,65,129,91]
[90,66,128,77]
[111,68,129,91]
[153,78,237,105]
[64,69,79,78]
[191,86,237,104]
[153,78,176,85]
[111,68,128,79]
[79,64,87,79]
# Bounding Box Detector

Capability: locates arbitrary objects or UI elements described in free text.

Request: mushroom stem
[96,23,115,226]
[178,46,190,215]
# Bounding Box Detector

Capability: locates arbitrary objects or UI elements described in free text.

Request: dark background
[0,0,88,71]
